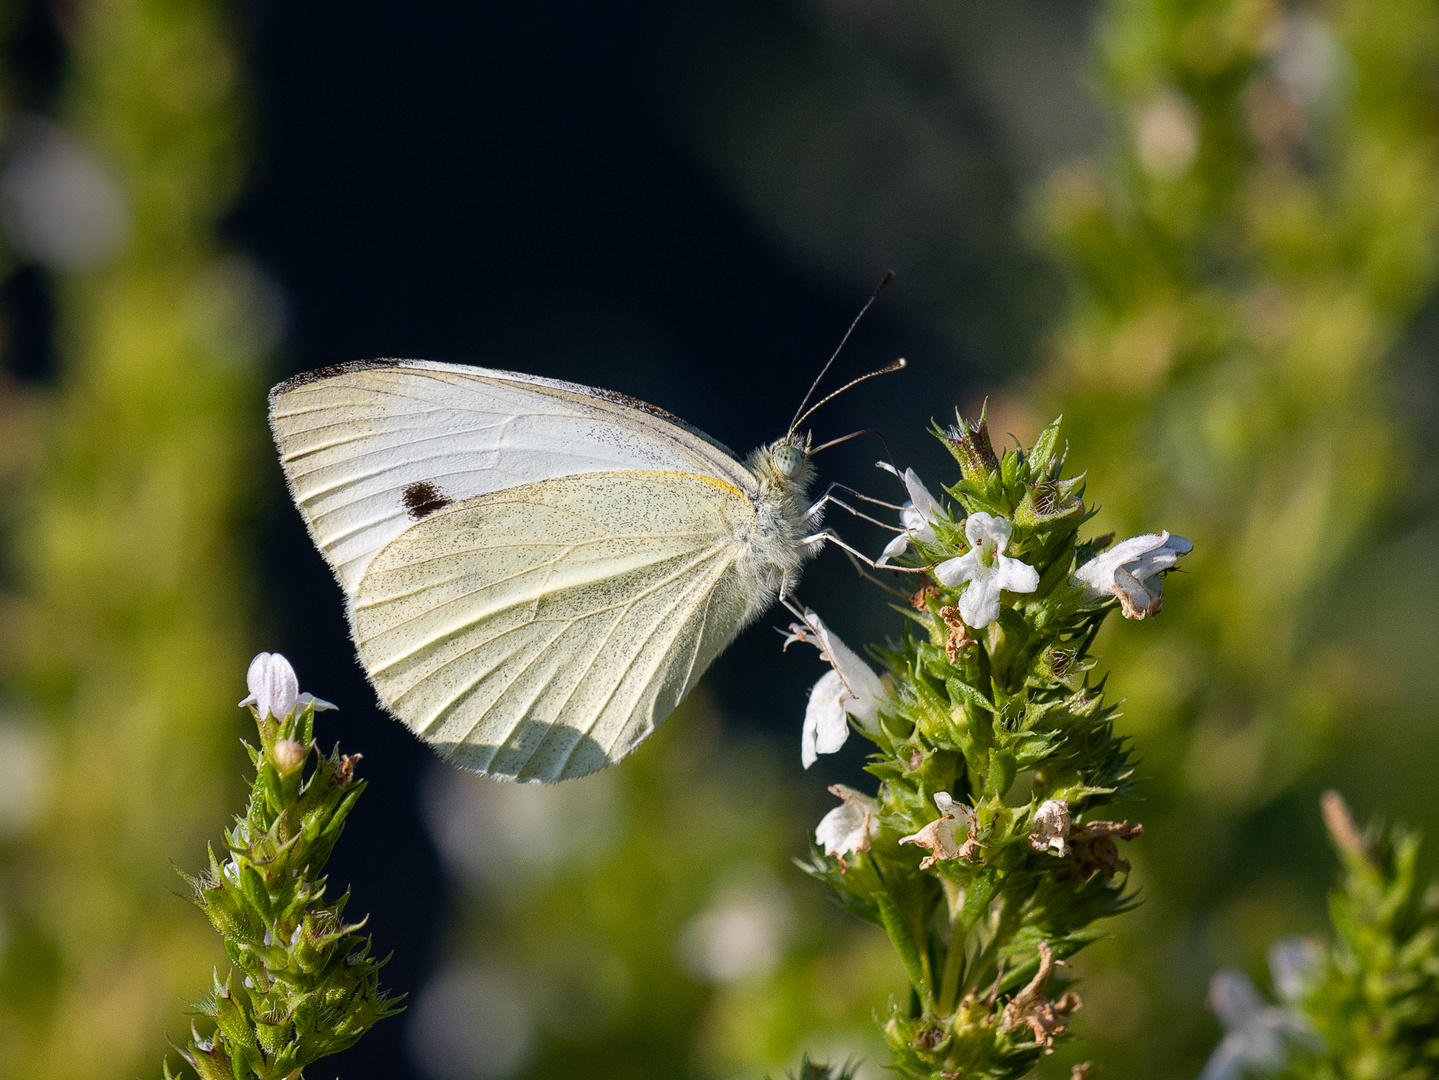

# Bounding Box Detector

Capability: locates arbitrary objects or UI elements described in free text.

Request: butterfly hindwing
[350,470,758,782]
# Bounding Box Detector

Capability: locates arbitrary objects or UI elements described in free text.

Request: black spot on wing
[269,358,408,399]
[403,480,453,519]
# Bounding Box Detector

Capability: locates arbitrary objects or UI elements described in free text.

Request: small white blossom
[934,513,1040,628]
[876,462,944,566]
[899,791,980,869]
[1030,799,1071,856]
[815,784,881,858]
[239,652,336,720]
[785,610,886,768]
[1267,937,1320,1003]
[1073,531,1192,620]
[1200,969,1314,1080]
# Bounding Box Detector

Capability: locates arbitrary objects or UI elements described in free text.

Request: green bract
[800,410,1172,1079]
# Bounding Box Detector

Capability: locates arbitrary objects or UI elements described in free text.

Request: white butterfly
[270,359,845,783]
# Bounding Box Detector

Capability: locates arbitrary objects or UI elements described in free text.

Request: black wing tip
[269,358,414,401]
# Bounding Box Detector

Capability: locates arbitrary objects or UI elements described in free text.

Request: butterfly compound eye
[773,442,804,479]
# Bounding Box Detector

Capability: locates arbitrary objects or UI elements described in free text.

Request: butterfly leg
[804,483,906,532]
[805,488,903,537]
[800,527,930,573]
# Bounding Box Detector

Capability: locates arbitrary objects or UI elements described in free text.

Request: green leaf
[987,751,1018,801]
[875,890,930,1005]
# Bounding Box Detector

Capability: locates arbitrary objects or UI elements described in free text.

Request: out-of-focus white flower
[239,652,336,720]
[899,791,980,869]
[1030,799,1071,856]
[934,513,1040,628]
[1136,88,1200,179]
[1199,969,1313,1080]
[676,872,793,983]
[876,462,944,565]
[815,784,881,858]
[422,766,620,888]
[0,714,49,840]
[1272,12,1342,113]
[1073,532,1193,620]
[1267,937,1320,1003]
[0,118,128,270]
[785,610,886,768]
[409,964,534,1080]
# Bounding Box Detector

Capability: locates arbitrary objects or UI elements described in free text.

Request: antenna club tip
[876,270,896,293]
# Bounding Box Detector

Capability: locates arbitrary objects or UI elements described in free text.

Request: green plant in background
[165,653,400,1080]
[1287,792,1439,1080]
[1197,791,1439,1080]
[1029,0,1439,1072]
[790,409,1185,1078]
[778,1056,861,1080]
[0,0,267,1076]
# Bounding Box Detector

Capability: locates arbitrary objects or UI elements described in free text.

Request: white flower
[1200,969,1314,1080]
[1030,799,1071,856]
[1073,531,1193,620]
[876,462,944,565]
[899,791,981,869]
[1267,937,1320,1003]
[785,610,886,768]
[815,784,882,858]
[239,652,336,720]
[934,513,1040,628]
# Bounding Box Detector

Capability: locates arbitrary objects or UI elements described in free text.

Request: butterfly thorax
[735,438,821,620]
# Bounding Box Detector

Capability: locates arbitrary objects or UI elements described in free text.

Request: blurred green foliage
[1029,0,1439,1076]
[1286,793,1439,1080]
[0,0,263,1077]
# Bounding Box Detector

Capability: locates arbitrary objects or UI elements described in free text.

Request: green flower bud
[943,406,999,482]
[271,739,305,774]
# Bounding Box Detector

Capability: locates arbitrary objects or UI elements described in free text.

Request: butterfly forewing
[350,471,757,782]
[270,361,752,591]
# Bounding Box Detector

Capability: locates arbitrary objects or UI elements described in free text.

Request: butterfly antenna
[787,271,895,440]
[809,427,898,463]
[792,357,907,432]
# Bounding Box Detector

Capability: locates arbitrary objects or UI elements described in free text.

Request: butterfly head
[773,439,806,479]
[752,432,814,491]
